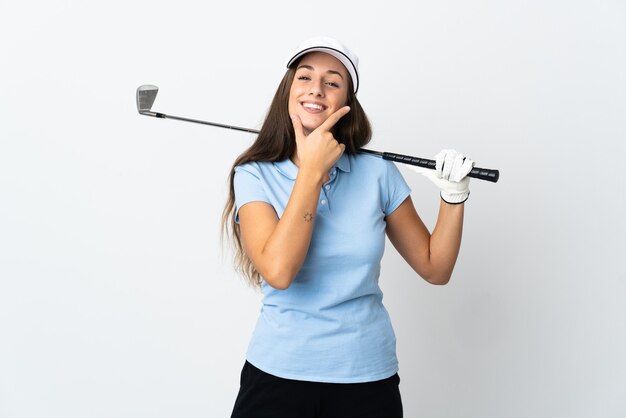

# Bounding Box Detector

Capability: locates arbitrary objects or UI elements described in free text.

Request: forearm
[427,199,465,285]
[261,169,324,288]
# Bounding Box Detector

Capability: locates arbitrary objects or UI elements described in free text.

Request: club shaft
[155,112,260,134]
[140,111,499,183]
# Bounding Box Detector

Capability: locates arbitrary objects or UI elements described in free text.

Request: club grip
[382,152,499,183]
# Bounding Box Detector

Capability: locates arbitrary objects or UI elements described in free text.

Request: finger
[441,150,454,181]
[318,106,351,132]
[450,152,466,182]
[434,150,446,178]
[290,114,305,141]
[330,143,346,166]
[335,143,346,160]
[458,156,475,180]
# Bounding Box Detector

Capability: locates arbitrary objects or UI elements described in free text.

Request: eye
[326,81,340,88]
[297,75,311,81]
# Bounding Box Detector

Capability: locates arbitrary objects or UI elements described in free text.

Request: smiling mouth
[301,102,327,112]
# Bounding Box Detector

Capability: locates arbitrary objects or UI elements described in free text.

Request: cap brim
[287,47,359,94]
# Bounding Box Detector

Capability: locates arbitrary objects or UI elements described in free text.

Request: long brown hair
[221,59,372,287]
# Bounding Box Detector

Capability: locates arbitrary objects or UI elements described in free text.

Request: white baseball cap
[286,36,360,94]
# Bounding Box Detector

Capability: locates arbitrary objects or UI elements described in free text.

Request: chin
[301,117,323,132]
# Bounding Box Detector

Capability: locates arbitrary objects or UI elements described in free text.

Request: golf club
[136,85,499,183]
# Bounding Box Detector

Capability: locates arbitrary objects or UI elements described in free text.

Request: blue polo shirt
[233,152,411,383]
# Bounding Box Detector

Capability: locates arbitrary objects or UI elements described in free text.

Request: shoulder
[233,162,274,204]
[351,152,385,170]
[234,161,275,179]
[235,161,262,174]
[350,152,403,178]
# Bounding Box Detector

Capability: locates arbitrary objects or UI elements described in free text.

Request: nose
[308,80,324,97]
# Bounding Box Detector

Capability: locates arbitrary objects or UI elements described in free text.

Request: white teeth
[302,102,324,110]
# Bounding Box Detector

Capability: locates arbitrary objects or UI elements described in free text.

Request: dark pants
[231,361,403,418]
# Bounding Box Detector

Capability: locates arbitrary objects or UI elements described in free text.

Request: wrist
[441,191,469,204]
[297,166,327,187]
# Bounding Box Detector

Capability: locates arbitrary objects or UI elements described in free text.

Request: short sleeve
[234,164,271,224]
[383,161,411,216]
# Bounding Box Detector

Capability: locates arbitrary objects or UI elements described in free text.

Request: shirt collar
[273,153,351,181]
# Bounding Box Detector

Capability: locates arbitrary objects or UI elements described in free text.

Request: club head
[136,85,159,114]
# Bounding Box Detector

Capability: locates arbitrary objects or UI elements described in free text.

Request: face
[288,51,350,135]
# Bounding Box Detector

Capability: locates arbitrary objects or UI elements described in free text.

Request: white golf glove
[408,149,474,204]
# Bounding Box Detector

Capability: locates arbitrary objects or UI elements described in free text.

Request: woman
[223,36,474,418]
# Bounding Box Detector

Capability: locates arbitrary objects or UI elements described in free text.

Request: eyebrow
[296,64,344,79]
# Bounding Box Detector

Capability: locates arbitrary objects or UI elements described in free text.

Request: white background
[1,0,625,417]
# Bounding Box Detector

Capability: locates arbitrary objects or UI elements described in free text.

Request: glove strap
[441,191,470,205]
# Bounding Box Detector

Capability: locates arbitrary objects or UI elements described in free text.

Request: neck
[290,152,301,168]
